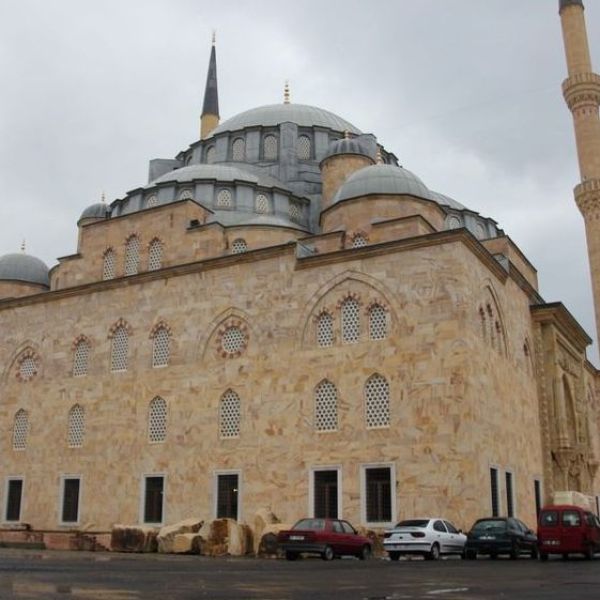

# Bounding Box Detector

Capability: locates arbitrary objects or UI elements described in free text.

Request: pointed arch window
[102,248,116,280]
[315,380,338,432]
[255,193,270,214]
[146,194,158,208]
[67,404,85,448]
[263,135,278,160]
[232,138,246,161]
[351,234,368,248]
[206,146,216,164]
[341,297,360,343]
[365,374,390,429]
[152,326,170,368]
[231,239,247,254]
[110,326,129,372]
[369,304,388,340]
[72,337,90,377]
[124,235,140,276]
[220,390,241,439]
[148,397,167,443]
[148,238,163,271]
[216,189,233,208]
[18,353,38,382]
[317,312,334,348]
[13,410,29,450]
[178,188,194,201]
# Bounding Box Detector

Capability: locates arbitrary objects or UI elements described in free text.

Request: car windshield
[293,519,325,530]
[395,519,429,528]
[472,520,506,533]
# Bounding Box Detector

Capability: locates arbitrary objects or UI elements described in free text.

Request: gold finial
[21,239,26,253]
[212,29,216,45]
[101,191,106,204]
[376,146,383,164]
[284,80,290,104]
[344,130,350,139]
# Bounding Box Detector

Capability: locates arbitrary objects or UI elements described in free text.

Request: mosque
[0,1,599,541]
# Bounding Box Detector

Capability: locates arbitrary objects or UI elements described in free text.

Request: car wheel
[584,545,595,560]
[321,545,334,561]
[530,546,539,560]
[540,552,548,561]
[490,552,498,560]
[388,551,400,562]
[562,553,569,560]
[510,541,520,560]
[285,551,299,561]
[358,545,371,561]
[427,543,440,561]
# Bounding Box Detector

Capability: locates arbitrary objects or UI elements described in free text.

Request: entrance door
[313,470,338,518]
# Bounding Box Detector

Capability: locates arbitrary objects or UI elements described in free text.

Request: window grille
[148,397,167,443]
[148,239,163,271]
[178,189,194,201]
[317,313,333,348]
[19,357,37,381]
[369,304,388,340]
[206,146,215,164]
[124,235,140,276]
[352,235,367,248]
[365,374,390,428]
[255,194,270,213]
[313,470,338,519]
[216,473,239,519]
[216,189,232,208]
[146,194,158,208]
[231,239,247,254]
[263,135,278,160]
[315,380,338,432]
[68,404,85,448]
[365,467,392,523]
[490,467,500,517]
[152,327,170,368]
[103,249,116,280]
[221,326,246,355]
[111,326,128,372]
[13,410,29,450]
[73,339,90,376]
[296,135,311,160]
[289,201,303,222]
[232,138,245,161]
[341,298,360,343]
[447,216,461,229]
[220,390,241,438]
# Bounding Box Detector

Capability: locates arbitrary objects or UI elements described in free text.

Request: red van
[537,504,600,560]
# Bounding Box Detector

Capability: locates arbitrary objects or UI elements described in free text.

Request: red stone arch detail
[108,318,133,338]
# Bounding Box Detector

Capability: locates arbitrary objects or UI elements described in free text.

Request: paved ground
[0,549,598,599]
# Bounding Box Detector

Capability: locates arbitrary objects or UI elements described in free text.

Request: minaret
[559,0,600,346]
[200,32,219,139]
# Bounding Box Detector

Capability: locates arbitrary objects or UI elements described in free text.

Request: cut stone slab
[157,518,204,554]
[110,525,158,553]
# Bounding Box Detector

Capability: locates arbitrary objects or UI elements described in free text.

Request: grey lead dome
[322,138,372,163]
[79,202,109,221]
[0,253,50,286]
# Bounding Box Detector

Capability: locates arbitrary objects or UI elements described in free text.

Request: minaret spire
[200,32,220,139]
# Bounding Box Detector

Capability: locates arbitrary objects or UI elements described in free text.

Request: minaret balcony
[562,72,600,110]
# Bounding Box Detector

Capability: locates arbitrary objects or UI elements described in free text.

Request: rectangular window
[365,467,392,523]
[5,479,23,522]
[313,470,339,519]
[490,467,500,517]
[216,473,239,520]
[505,471,514,517]
[143,476,164,524]
[61,477,80,524]
[534,479,542,518]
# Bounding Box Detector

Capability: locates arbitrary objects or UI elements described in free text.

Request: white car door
[432,520,449,553]
[443,520,464,553]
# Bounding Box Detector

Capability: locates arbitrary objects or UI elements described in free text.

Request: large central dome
[211,103,361,136]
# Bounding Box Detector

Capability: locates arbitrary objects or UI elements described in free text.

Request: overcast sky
[1,0,599,362]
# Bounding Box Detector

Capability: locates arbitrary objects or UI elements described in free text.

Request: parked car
[277,518,372,561]
[383,518,466,561]
[538,504,600,560]
[463,517,537,559]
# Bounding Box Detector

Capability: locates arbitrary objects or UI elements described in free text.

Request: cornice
[531,302,592,350]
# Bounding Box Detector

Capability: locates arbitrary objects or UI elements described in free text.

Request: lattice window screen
[263,135,278,160]
[68,405,85,448]
[73,340,90,376]
[13,410,29,450]
[19,357,37,380]
[352,235,367,248]
[148,239,163,271]
[315,380,338,432]
[369,305,388,340]
[206,146,215,164]
[255,194,270,213]
[289,201,302,222]
[124,236,140,276]
[365,374,390,428]
[152,328,170,368]
[231,239,247,254]
[178,189,194,201]
[296,135,311,160]
[146,194,158,208]
[232,138,246,161]
[103,249,116,280]
[317,313,333,348]
[148,397,167,443]
[111,327,128,372]
[216,189,232,208]
[341,298,360,343]
[220,390,241,438]
[222,327,246,354]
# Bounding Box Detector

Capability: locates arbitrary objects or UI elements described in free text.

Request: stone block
[258,523,293,556]
[252,508,280,554]
[157,517,204,553]
[172,533,203,554]
[110,525,158,553]
[198,519,253,556]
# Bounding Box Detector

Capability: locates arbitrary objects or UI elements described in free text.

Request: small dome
[321,138,372,163]
[430,191,466,211]
[79,202,108,221]
[332,164,433,204]
[0,253,50,286]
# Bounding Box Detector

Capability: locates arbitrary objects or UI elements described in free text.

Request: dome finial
[212,29,216,45]
[344,130,351,139]
[21,239,26,253]
[200,34,220,139]
[284,80,290,104]
[101,190,106,204]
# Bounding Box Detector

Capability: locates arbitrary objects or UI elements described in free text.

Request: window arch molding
[477,283,508,357]
[1,341,41,386]
[196,307,256,362]
[150,320,172,368]
[71,335,92,377]
[15,347,41,382]
[108,318,133,372]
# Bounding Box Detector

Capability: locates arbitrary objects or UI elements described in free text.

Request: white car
[383,518,467,560]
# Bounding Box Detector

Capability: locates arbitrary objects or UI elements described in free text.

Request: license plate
[480,536,496,540]
[386,544,408,551]
[543,540,560,546]
[289,535,304,541]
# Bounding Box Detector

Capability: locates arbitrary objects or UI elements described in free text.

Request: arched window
[102,248,116,280]
[146,194,158,208]
[255,193,270,213]
[341,297,360,343]
[263,135,278,160]
[447,216,461,229]
[148,238,163,271]
[110,326,129,372]
[369,304,388,340]
[18,353,38,381]
[13,409,29,450]
[231,239,247,254]
[232,138,246,161]
[178,188,194,201]
[365,374,390,428]
[317,312,333,348]
[124,235,140,276]
[67,404,85,448]
[216,189,233,208]
[296,135,311,160]
[152,326,170,368]
[479,307,486,342]
[148,397,167,443]
[206,146,215,164]
[351,234,368,248]
[289,201,303,222]
[315,380,338,432]
[220,390,241,438]
[72,338,90,377]
[220,325,247,356]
